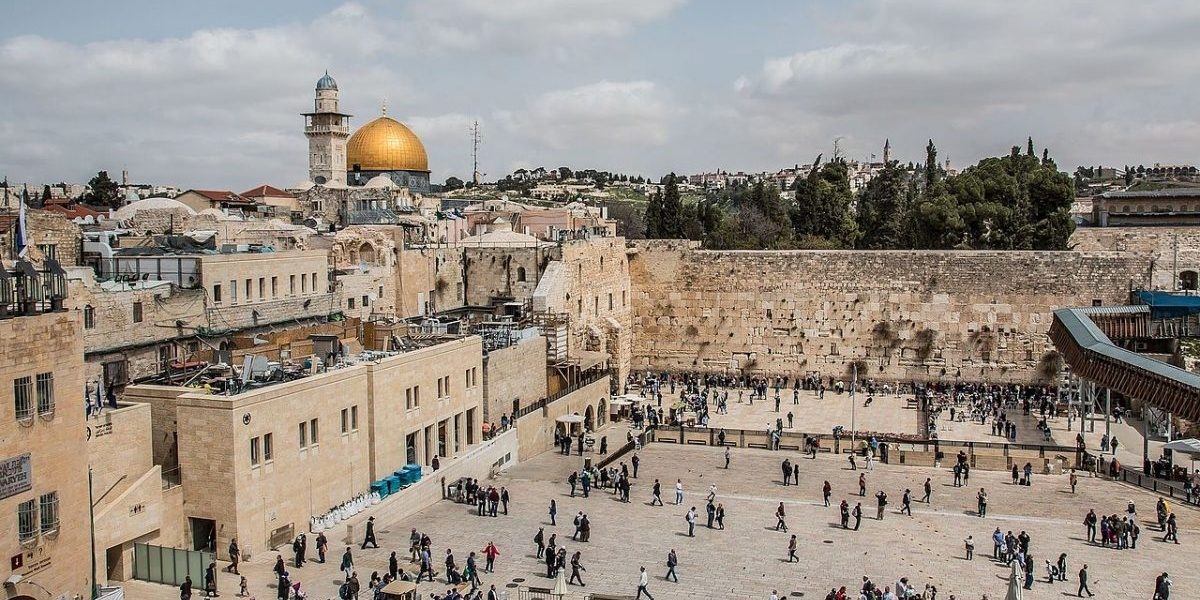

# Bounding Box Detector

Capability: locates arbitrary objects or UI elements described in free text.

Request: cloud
[500,81,677,150]
[728,0,1200,168]
[405,0,686,55]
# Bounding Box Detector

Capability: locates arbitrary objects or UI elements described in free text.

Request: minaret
[883,138,892,165]
[303,71,351,185]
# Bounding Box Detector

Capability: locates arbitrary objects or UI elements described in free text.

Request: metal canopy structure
[1049,306,1200,422]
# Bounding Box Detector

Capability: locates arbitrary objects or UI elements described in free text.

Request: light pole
[850,363,858,452]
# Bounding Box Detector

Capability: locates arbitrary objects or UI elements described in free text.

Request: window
[38,244,57,262]
[258,278,265,299]
[271,277,278,298]
[350,406,358,431]
[263,432,273,461]
[289,275,296,295]
[312,272,318,291]
[299,422,308,448]
[406,387,414,410]
[250,437,260,466]
[132,301,143,323]
[362,295,369,307]
[437,377,444,398]
[301,274,308,294]
[310,418,319,445]
[244,279,252,300]
[35,372,54,416]
[622,290,627,307]
[608,293,613,311]
[348,298,356,310]
[38,492,58,533]
[14,376,32,420]
[341,408,349,433]
[230,280,238,303]
[213,284,222,303]
[83,305,95,329]
[414,386,420,407]
[378,286,383,298]
[516,267,526,282]
[17,500,35,541]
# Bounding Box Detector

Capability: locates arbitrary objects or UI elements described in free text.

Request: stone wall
[516,376,611,459]
[1070,226,1200,290]
[463,246,555,307]
[396,245,466,315]
[483,336,548,423]
[560,238,634,385]
[628,241,1150,383]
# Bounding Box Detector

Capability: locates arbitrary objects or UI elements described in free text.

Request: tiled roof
[241,185,295,199]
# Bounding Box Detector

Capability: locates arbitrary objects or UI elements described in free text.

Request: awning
[557,414,584,424]
[572,349,609,371]
[380,580,417,597]
[610,399,633,406]
[1163,438,1200,456]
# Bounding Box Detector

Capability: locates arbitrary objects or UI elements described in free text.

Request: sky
[2,0,1200,191]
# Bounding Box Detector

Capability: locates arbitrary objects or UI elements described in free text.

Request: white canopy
[610,399,633,407]
[557,414,584,424]
[1163,438,1200,456]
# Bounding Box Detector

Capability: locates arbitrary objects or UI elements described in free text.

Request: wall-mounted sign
[0,454,32,500]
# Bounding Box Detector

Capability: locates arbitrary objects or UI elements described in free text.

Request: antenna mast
[470,120,483,185]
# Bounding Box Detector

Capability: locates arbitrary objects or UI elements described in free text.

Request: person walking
[388,552,399,580]
[204,562,218,597]
[715,503,725,529]
[901,489,912,516]
[180,575,193,600]
[823,481,832,507]
[859,474,866,497]
[1084,509,1097,542]
[675,480,684,505]
[852,503,863,530]
[1164,513,1179,543]
[340,547,354,581]
[651,479,664,506]
[483,541,499,573]
[315,532,328,564]
[632,453,640,478]
[569,551,586,586]
[922,478,932,503]
[685,507,697,537]
[775,502,788,532]
[549,499,557,525]
[535,528,545,558]
[840,500,850,528]
[227,539,240,575]
[977,488,988,518]
[500,487,510,515]
[1069,470,1078,493]
[637,566,655,600]
[724,446,731,469]
[787,535,798,562]
[1078,564,1094,597]
[666,549,679,582]
[964,536,974,560]
[361,517,378,549]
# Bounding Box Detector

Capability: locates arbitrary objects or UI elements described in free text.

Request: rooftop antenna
[381,98,388,116]
[471,120,484,185]
[832,137,845,162]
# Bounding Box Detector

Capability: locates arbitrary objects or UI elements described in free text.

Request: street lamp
[850,363,858,452]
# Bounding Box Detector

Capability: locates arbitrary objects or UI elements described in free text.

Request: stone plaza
[122,390,1198,600]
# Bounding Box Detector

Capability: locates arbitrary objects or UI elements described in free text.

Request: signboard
[0,454,32,500]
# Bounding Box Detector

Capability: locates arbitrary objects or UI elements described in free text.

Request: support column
[1104,388,1111,441]
[1143,405,1151,476]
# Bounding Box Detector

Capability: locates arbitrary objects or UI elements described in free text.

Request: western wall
[626,240,1152,384]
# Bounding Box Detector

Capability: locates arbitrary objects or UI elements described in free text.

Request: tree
[84,170,121,208]
[924,140,940,189]
[792,161,855,247]
[40,185,51,208]
[856,164,906,249]
[1124,166,1134,186]
[660,173,684,238]
[558,166,573,180]
[443,176,464,191]
[1026,136,1035,157]
[644,190,665,238]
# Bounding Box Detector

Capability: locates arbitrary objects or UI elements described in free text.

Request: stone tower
[883,138,891,165]
[303,71,351,185]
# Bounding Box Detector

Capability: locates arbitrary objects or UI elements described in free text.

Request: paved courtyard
[134,440,1200,600]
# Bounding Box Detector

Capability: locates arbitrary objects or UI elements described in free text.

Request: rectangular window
[298,422,308,448]
[414,386,420,407]
[437,377,444,398]
[213,284,222,302]
[350,405,358,431]
[263,432,273,461]
[132,301,143,323]
[472,367,477,387]
[230,280,238,303]
[38,492,58,533]
[622,290,626,307]
[37,244,57,262]
[405,388,413,410]
[608,293,613,311]
[35,372,54,416]
[258,278,265,299]
[271,277,278,298]
[465,369,471,389]
[14,376,33,420]
[17,499,35,541]
[250,437,260,466]
[310,418,319,445]
[301,274,308,294]
[244,279,252,300]
[290,275,296,295]
[362,295,369,307]
[312,272,318,292]
[378,286,383,298]
[341,408,349,433]
[348,298,355,310]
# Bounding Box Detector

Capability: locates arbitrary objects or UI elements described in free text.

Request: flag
[15,187,29,258]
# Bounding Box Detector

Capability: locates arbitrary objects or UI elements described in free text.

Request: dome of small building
[346,116,429,173]
[364,174,396,189]
[316,71,338,91]
[113,197,198,221]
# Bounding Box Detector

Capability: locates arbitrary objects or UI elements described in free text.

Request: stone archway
[1181,270,1198,291]
[597,398,607,426]
[359,242,376,265]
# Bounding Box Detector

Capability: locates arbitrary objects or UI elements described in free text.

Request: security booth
[378,580,418,600]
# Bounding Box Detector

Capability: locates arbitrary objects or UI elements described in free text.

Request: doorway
[189,517,216,552]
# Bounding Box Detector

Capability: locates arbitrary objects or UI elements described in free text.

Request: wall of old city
[483,336,549,423]
[628,241,1150,384]
[463,246,556,307]
[561,238,634,385]
[1070,226,1200,290]
[0,312,91,600]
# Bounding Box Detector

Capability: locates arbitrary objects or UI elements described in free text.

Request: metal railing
[161,466,182,490]
[1119,469,1196,502]
[514,371,610,419]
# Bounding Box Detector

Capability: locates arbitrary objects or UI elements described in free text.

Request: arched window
[516,266,526,282]
[83,305,95,330]
[1181,270,1198,291]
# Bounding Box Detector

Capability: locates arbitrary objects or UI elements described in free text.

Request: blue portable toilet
[371,481,388,499]
[386,475,402,494]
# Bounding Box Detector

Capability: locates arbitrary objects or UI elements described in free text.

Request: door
[190,517,216,552]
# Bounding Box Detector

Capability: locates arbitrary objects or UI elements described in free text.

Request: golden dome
[346,116,429,173]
